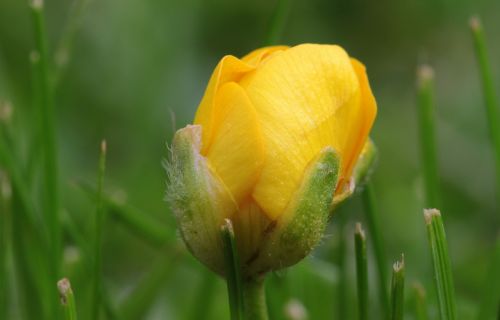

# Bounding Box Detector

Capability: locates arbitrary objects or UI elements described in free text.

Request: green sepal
[166,125,237,276]
[331,138,378,211]
[244,147,340,277]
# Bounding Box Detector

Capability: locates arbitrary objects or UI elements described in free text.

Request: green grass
[354,223,368,320]
[417,64,441,209]
[424,209,457,320]
[390,255,405,320]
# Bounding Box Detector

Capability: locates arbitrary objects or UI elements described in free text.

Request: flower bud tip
[101,140,107,154]
[284,298,308,320]
[30,51,40,64]
[469,15,481,31]
[31,0,43,10]
[423,208,441,225]
[0,101,13,123]
[57,278,72,305]
[393,254,405,272]
[355,222,365,239]
[417,64,434,88]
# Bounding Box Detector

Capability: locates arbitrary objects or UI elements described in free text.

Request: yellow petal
[241,46,289,67]
[194,56,255,153]
[206,82,265,205]
[342,58,377,184]
[239,44,375,219]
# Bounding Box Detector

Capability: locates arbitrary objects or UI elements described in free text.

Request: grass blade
[354,222,368,320]
[361,183,390,317]
[476,233,500,320]
[424,209,457,320]
[91,140,107,319]
[0,172,10,319]
[31,2,61,318]
[412,282,429,320]
[57,278,78,320]
[417,64,441,208]
[470,16,500,210]
[390,255,405,320]
[221,219,244,320]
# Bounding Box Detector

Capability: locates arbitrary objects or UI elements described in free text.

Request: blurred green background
[0,0,499,319]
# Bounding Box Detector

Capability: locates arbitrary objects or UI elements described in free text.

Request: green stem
[470,16,500,211]
[354,223,368,320]
[390,255,405,320]
[361,183,390,317]
[221,219,244,320]
[412,282,429,320]
[424,209,457,320]
[31,2,61,318]
[57,278,78,320]
[417,64,441,208]
[91,141,107,320]
[243,277,268,320]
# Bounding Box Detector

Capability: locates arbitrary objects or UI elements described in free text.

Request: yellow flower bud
[167,43,377,278]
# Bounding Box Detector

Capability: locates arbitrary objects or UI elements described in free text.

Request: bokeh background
[0,0,499,319]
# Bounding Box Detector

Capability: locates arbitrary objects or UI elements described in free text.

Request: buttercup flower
[167,44,377,278]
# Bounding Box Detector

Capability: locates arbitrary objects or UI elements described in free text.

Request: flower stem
[221,219,244,320]
[390,255,405,320]
[424,209,457,320]
[470,16,500,211]
[354,222,368,320]
[361,183,390,317]
[243,277,268,320]
[417,64,441,208]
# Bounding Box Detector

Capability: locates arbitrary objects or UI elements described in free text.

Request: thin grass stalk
[91,141,107,320]
[221,219,244,320]
[78,182,173,246]
[361,183,390,317]
[30,3,61,318]
[476,233,500,320]
[354,223,368,320]
[57,278,77,320]
[336,220,348,320]
[412,282,429,320]
[265,0,291,45]
[62,211,119,319]
[470,16,500,211]
[424,209,457,320]
[53,0,90,87]
[417,65,441,208]
[0,173,10,319]
[390,255,405,320]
